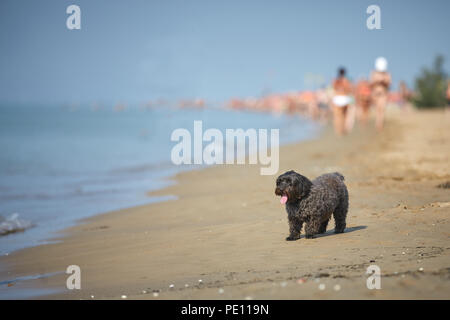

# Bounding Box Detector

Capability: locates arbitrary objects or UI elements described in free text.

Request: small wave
[110,161,175,174]
[0,213,34,236]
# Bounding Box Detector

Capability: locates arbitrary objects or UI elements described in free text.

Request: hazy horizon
[0,0,449,105]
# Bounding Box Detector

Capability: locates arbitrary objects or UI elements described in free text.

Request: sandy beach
[0,108,449,299]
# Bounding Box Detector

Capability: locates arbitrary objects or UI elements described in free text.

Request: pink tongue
[280,196,288,204]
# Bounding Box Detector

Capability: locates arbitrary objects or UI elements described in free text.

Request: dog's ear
[293,174,312,199]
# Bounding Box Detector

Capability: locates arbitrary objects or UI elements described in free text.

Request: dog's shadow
[302,225,367,239]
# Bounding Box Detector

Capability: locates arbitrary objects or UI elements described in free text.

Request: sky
[0,0,449,105]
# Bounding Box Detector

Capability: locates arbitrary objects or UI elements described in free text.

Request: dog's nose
[275,187,282,195]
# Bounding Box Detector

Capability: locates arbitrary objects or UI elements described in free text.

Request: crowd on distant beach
[226,57,414,136]
[84,57,419,138]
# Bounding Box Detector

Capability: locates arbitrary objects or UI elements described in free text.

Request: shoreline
[0,106,319,257]
[0,108,449,299]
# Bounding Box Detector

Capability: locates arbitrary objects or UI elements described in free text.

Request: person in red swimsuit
[355,79,372,126]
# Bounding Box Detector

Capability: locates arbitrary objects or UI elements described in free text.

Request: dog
[275,170,348,240]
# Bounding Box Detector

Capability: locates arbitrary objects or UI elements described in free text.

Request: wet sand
[0,108,449,299]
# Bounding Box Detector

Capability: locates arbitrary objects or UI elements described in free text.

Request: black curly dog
[275,170,349,241]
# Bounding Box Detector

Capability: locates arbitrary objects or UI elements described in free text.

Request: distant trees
[412,55,448,108]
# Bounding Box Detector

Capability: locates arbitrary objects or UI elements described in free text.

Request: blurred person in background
[355,78,372,125]
[370,57,391,131]
[316,86,332,123]
[332,67,353,135]
[299,91,319,119]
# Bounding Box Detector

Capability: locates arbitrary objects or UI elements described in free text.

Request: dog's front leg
[304,219,320,239]
[286,217,303,241]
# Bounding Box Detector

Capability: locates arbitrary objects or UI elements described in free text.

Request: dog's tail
[333,172,345,181]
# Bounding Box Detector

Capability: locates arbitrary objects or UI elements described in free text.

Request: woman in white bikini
[370,57,391,131]
[332,67,353,135]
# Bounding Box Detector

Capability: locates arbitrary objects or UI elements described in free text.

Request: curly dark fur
[275,170,348,241]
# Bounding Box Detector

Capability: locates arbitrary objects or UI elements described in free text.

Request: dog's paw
[286,236,300,241]
[305,234,315,239]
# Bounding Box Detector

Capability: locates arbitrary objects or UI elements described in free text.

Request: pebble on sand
[121,295,127,299]
[333,284,341,291]
[153,292,159,297]
[218,288,224,294]
[318,284,326,290]
[419,267,424,272]
[296,278,306,284]
[169,284,175,289]
[185,284,189,288]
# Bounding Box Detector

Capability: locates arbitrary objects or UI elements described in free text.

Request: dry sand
[0,109,449,299]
